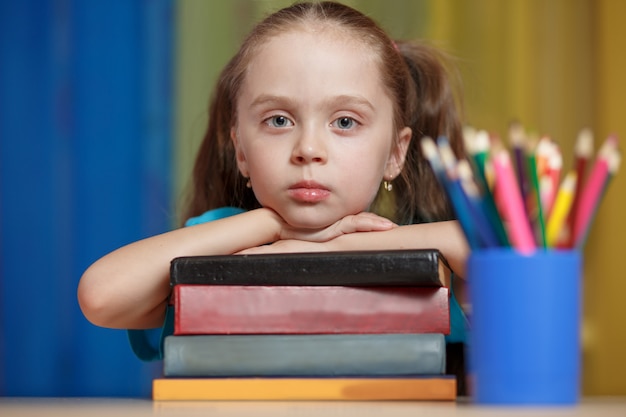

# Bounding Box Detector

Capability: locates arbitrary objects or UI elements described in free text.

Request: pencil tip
[575,128,594,157]
[462,125,477,154]
[608,149,622,174]
[420,136,438,159]
[474,130,490,153]
[508,122,526,147]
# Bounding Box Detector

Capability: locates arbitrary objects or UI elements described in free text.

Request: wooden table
[1,397,626,416]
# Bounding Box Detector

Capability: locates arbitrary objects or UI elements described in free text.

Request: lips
[288,180,331,203]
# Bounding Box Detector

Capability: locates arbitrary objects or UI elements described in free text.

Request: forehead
[240,28,389,104]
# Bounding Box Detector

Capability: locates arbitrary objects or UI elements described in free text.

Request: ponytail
[391,41,466,224]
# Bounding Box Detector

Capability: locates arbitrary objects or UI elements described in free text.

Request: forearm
[77,208,282,329]
[329,220,470,278]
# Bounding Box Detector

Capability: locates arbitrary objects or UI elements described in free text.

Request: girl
[78,0,469,390]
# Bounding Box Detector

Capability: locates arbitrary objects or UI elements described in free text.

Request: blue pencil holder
[467,249,582,405]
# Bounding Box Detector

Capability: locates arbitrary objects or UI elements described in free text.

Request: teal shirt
[128,207,468,361]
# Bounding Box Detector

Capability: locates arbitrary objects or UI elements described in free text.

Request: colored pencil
[492,149,536,254]
[466,129,491,190]
[525,140,547,248]
[542,146,563,216]
[421,136,481,249]
[574,139,620,248]
[421,136,446,182]
[438,137,485,249]
[456,159,501,248]
[463,128,510,246]
[509,121,528,202]
[565,128,594,247]
[546,171,577,247]
[535,136,553,179]
[539,176,555,218]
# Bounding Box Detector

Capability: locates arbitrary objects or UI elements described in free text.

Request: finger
[339,213,395,234]
[350,211,395,222]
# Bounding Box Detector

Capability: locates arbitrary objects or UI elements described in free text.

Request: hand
[237,212,396,255]
[279,211,397,243]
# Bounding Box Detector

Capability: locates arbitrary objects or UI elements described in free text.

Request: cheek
[245,146,284,178]
[347,142,391,178]
[244,150,286,203]
[334,150,388,199]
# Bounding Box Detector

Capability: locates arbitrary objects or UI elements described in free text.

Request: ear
[231,126,249,178]
[384,126,411,180]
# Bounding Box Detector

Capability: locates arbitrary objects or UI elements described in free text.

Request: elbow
[77,267,119,328]
[78,265,168,329]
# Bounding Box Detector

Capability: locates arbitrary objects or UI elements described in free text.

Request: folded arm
[240,220,469,278]
[77,208,398,329]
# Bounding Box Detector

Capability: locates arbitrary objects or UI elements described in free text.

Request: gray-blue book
[163,333,446,377]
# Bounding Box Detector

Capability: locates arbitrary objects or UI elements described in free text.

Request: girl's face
[232,29,411,229]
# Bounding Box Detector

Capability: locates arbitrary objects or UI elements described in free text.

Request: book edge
[170,249,448,287]
[152,377,457,401]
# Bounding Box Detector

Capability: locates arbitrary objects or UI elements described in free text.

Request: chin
[281,211,338,230]
[286,217,334,230]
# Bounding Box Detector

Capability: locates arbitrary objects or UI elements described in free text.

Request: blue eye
[266,115,293,128]
[333,117,357,130]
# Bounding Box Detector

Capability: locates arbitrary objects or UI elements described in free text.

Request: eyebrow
[249,94,297,109]
[249,94,376,112]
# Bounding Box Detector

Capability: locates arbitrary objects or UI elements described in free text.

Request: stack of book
[152,249,457,400]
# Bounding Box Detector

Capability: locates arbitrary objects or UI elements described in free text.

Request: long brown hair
[181,1,465,225]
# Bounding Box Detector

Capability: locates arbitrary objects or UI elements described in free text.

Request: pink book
[173,285,450,335]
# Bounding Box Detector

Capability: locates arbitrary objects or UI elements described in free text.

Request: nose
[291,126,327,164]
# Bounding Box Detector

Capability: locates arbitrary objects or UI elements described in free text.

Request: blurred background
[1,0,624,398]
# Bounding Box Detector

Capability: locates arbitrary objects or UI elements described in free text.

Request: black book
[170,249,451,287]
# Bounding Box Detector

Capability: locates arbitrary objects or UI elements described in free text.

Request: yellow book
[153,377,456,401]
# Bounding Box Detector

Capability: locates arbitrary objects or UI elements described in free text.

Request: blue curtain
[0,0,173,397]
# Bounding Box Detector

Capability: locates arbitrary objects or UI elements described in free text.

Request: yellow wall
[175,0,626,394]
[583,0,626,395]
